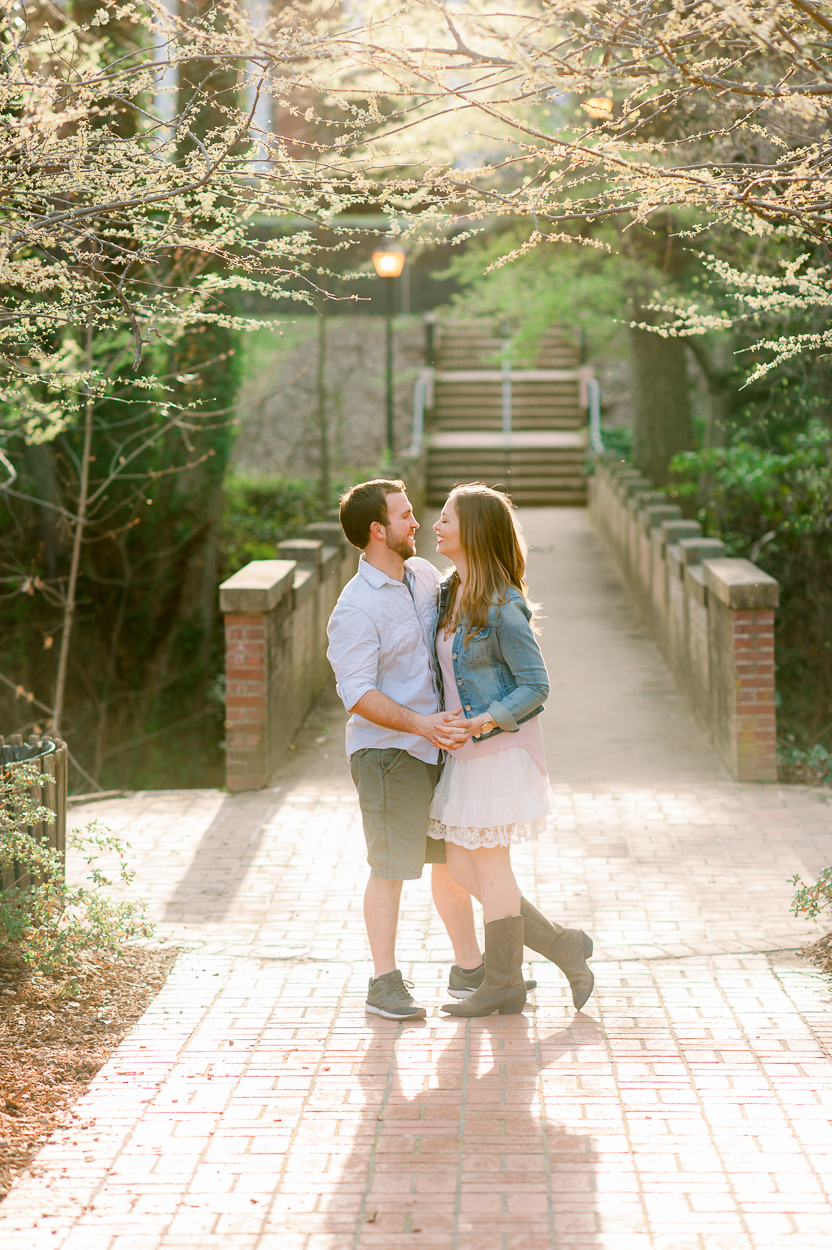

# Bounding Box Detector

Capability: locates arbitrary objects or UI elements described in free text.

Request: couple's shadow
[322,1004,604,1246]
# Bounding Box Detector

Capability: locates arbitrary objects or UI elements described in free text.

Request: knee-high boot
[520,897,595,1010]
[441,916,526,1017]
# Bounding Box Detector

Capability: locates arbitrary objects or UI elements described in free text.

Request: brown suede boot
[441,916,527,1017]
[520,897,595,1010]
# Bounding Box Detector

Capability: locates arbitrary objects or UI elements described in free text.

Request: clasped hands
[421,707,486,750]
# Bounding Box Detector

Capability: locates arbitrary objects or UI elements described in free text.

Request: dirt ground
[0,946,175,1201]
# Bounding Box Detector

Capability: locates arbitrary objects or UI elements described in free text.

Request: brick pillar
[704,559,779,784]
[224,613,268,790]
[733,608,777,783]
[219,560,295,792]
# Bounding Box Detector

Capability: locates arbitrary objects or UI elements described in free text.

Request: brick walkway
[3,510,832,1249]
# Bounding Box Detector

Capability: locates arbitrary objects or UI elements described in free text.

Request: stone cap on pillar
[677,537,726,565]
[219,560,296,613]
[619,476,653,500]
[305,522,348,556]
[704,558,779,609]
[633,490,667,509]
[276,538,323,570]
[640,504,682,531]
[661,519,702,545]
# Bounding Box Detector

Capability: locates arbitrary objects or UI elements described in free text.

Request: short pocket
[350,749,384,811]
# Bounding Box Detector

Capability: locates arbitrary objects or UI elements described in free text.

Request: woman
[431,484,561,1017]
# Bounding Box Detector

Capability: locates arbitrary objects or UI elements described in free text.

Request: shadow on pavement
[322,1006,605,1249]
[161,789,282,924]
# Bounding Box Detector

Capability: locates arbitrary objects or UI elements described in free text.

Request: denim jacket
[436,577,549,743]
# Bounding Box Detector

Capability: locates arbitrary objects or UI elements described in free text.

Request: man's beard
[386,531,416,560]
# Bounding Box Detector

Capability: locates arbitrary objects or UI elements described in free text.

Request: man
[326,478,593,1020]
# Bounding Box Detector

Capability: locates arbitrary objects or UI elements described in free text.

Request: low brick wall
[590,459,779,783]
[219,525,358,791]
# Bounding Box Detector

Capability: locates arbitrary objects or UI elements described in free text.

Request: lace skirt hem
[427,745,555,848]
[427,815,547,850]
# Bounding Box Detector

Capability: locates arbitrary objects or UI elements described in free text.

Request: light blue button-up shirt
[326,554,442,764]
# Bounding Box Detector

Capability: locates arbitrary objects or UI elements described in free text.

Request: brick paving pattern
[2,510,832,1248]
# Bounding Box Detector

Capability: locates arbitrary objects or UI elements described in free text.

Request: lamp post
[372,241,406,457]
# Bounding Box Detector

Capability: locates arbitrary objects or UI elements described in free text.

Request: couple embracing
[326,478,594,1020]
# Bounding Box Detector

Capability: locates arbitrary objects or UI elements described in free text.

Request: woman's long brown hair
[437,484,532,644]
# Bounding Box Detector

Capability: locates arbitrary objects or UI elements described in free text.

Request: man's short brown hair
[339,479,406,550]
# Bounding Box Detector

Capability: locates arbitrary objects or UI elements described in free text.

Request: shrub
[670,421,832,754]
[600,426,633,460]
[221,473,324,575]
[220,467,375,576]
[0,762,153,977]
[778,741,832,786]
[790,866,832,924]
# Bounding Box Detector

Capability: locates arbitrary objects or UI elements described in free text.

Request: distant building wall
[590,460,779,783]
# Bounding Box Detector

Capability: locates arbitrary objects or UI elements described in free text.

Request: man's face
[381,491,419,559]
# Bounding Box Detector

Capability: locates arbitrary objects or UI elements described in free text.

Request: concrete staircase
[425,322,588,507]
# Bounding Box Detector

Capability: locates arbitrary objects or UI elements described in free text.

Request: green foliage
[778,741,832,786]
[220,467,372,575]
[599,427,633,460]
[441,227,632,359]
[0,319,239,792]
[670,421,832,751]
[790,866,832,923]
[221,473,327,573]
[0,763,152,977]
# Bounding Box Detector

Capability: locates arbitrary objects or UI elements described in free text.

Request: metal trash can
[1,733,68,888]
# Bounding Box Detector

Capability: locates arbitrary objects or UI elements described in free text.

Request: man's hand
[350,690,464,746]
[418,710,472,750]
[350,691,477,750]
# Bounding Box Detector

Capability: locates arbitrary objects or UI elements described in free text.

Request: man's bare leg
[364,877,403,978]
[431,863,482,968]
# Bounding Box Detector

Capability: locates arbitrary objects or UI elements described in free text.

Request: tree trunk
[630,326,692,484]
[52,320,95,738]
[316,300,330,510]
[687,335,740,449]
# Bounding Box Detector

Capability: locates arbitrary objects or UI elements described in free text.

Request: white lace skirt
[427,747,556,850]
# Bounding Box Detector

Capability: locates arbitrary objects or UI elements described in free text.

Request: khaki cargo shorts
[349,748,446,880]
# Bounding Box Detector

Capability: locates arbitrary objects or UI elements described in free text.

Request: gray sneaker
[365,970,427,1020]
[447,963,538,999]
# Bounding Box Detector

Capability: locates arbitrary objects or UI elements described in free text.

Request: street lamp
[372,240,406,456]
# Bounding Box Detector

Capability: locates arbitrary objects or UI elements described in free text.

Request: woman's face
[434,495,463,561]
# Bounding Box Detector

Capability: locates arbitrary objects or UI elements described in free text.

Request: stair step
[434,421,585,431]
[427,489,587,507]
[427,455,582,465]
[435,321,580,370]
[426,320,589,505]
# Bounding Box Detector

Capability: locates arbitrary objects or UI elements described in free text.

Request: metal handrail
[407,367,434,456]
[588,378,604,453]
[501,356,512,450]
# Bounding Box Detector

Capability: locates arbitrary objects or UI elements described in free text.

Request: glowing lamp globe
[372,244,406,278]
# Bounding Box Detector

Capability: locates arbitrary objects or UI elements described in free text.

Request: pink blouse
[436,627,548,775]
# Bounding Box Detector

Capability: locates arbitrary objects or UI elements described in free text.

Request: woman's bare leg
[468,844,521,924]
[445,842,481,897]
[430,864,482,968]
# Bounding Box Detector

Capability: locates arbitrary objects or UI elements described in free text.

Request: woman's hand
[418,710,471,750]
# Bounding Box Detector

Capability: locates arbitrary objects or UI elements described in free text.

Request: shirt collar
[358,552,413,589]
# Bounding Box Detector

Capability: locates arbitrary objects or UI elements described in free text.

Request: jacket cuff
[486,700,518,733]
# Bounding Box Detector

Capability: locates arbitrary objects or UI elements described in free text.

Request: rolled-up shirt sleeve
[327,602,380,712]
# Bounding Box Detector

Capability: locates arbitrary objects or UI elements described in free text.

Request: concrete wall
[590,459,780,783]
[219,525,359,791]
